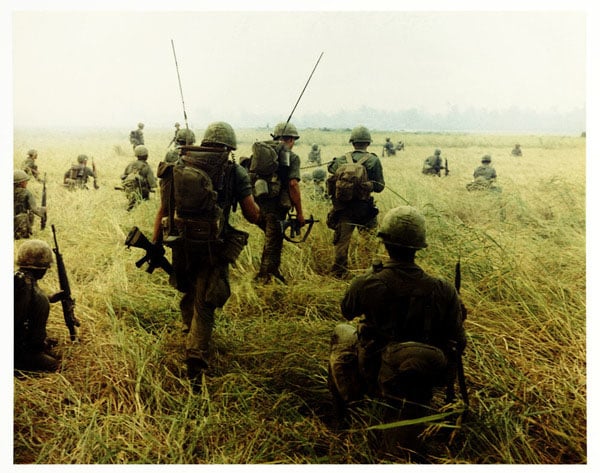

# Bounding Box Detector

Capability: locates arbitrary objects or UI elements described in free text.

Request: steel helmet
[176,128,196,145]
[14,169,30,184]
[272,122,300,140]
[174,122,180,128]
[349,126,372,144]
[201,121,237,150]
[138,122,144,129]
[134,145,148,158]
[434,149,441,156]
[27,149,38,157]
[312,168,326,180]
[377,206,428,249]
[17,239,53,269]
[77,154,89,164]
[481,154,492,163]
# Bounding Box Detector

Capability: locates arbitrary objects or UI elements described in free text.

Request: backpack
[327,152,372,202]
[122,162,148,193]
[248,140,285,199]
[169,148,230,243]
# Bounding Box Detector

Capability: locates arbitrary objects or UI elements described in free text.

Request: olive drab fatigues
[254,148,302,281]
[14,270,55,370]
[64,164,97,190]
[466,163,498,191]
[157,149,253,367]
[22,157,41,181]
[329,261,466,407]
[14,187,44,239]
[327,150,384,277]
[130,128,144,149]
[422,154,442,175]
[121,158,157,210]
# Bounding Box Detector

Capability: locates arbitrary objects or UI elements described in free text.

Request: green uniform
[422,154,442,175]
[157,150,253,369]
[121,158,157,210]
[22,157,41,181]
[129,128,144,148]
[64,164,97,190]
[14,187,44,239]
[327,150,385,277]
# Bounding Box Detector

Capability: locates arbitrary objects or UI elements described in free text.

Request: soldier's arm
[370,158,385,193]
[288,179,305,226]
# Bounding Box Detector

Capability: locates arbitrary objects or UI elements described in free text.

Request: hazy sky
[4,1,590,131]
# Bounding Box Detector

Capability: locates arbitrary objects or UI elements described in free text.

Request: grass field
[11,127,586,464]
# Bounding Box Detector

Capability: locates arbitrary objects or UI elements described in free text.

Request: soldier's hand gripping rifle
[40,173,47,230]
[125,226,173,275]
[51,224,81,341]
[446,258,469,410]
[279,211,319,243]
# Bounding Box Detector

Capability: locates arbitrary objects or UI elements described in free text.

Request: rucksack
[248,140,285,199]
[122,162,147,193]
[327,152,372,202]
[169,148,230,243]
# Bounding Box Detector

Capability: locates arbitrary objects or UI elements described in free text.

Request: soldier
[511,144,522,157]
[121,145,157,211]
[64,154,98,190]
[466,155,499,191]
[253,122,305,284]
[422,149,443,176]
[164,128,196,164]
[328,206,467,451]
[311,167,327,200]
[152,121,261,386]
[396,140,405,151]
[308,143,322,165]
[326,125,384,279]
[129,122,145,149]
[14,170,46,240]
[14,239,66,372]
[22,149,42,182]
[382,137,396,157]
[169,122,181,147]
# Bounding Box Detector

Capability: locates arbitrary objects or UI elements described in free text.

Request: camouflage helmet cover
[176,128,196,145]
[434,149,441,155]
[138,122,144,129]
[174,122,180,128]
[202,121,237,150]
[312,143,318,150]
[272,122,300,140]
[17,239,53,269]
[134,145,149,157]
[77,154,88,163]
[349,126,372,144]
[312,168,327,180]
[377,206,428,249]
[27,149,38,157]
[14,169,30,184]
[481,154,492,163]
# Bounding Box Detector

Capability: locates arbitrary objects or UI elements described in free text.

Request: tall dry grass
[12,127,585,464]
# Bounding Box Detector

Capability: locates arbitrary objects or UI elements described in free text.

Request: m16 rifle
[279,211,319,243]
[125,226,173,275]
[51,225,80,341]
[40,173,47,230]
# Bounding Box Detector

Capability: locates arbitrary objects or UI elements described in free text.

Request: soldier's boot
[16,351,60,372]
[186,356,208,393]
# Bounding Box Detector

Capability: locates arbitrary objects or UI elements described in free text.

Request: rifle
[446,258,469,409]
[444,158,450,176]
[125,226,173,274]
[51,225,80,341]
[40,173,47,230]
[279,211,319,243]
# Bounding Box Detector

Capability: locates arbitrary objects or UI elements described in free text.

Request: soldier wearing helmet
[382,137,396,157]
[152,121,261,387]
[422,149,443,176]
[168,122,182,147]
[63,154,98,190]
[326,125,385,279]
[307,143,322,165]
[14,170,46,239]
[129,122,145,149]
[165,128,197,164]
[328,206,466,452]
[252,121,304,284]
[511,144,522,157]
[22,148,42,182]
[466,155,499,192]
[120,145,157,211]
[14,239,66,372]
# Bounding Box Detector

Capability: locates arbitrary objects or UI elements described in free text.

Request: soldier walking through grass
[326,126,384,279]
[14,170,46,239]
[152,121,261,386]
[63,154,98,190]
[22,149,42,182]
[121,145,157,211]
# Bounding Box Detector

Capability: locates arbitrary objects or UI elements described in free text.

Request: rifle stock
[51,225,80,341]
[125,226,173,274]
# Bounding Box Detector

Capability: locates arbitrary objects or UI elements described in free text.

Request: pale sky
[4,0,591,130]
